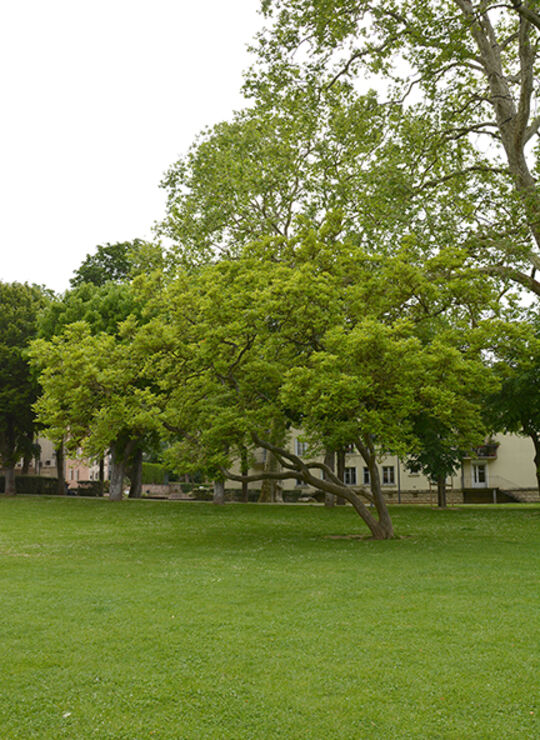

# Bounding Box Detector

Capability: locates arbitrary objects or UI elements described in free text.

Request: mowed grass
[0,498,538,739]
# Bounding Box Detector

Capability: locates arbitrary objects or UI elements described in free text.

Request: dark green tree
[70,239,162,288]
[0,282,49,494]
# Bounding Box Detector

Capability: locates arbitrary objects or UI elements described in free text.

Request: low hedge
[0,475,60,495]
[142,463,169,485]
[75,480,104,497]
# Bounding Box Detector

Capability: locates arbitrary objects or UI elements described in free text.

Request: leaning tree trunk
[436,474,447,509]
[357,435,394,539]
[213,479,225,505]
[55,440,66,496]
[323,449,336,507]
[128,448,143,499]
[336,448,346,505]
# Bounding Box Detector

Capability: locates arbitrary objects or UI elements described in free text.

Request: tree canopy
[0,282,49,494]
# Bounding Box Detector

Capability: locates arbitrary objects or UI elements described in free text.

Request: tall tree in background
[256,0,540,297]
[0,282,48,494]
[70,239,163,287]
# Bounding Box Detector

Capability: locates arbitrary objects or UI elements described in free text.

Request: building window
[473,463,487,486]
[70,470,74,480]
[75,470,79,481]
[344,467,357,485]
[295,440,308,456]
[382,466,395,485]
[344,443,356,453]
[363,467,370,485]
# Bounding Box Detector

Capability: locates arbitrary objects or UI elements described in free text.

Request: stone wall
[381,489,464,505]
[507,488,540,503]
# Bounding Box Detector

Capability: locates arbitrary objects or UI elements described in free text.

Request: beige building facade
[16,436,109,489]
[240,432,539,504]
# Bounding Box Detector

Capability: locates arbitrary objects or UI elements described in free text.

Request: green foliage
[255,0,540,298]
[141,462,168,485]
[140,230,498,518]
[0,282,49,470]
[39,282,141,339]
[30,320,161,459]
[70,239,163,288]
[485,316,540,439]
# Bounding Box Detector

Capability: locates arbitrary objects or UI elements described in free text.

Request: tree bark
[531,432,540,496]
[356,435,395,539]
[232,433,396,539]
[213,479,225,505]
[55,440,66,496]
[259,448,283,502]
[109,445,126,501]
[437,474,447,509]
[128,448,143,498]
[99,457,105,497]
[454,1,540,286]
[336,448,346,505]
[3,466,16,495]
[323,449,336,507]
[240,446,250,502]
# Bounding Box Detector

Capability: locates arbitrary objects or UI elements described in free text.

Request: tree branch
[509,0,540,31]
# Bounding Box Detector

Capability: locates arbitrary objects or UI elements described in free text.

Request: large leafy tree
[0,282,49,494]
[31,315,161,501]
[138,232,494,538]
[34,258,164,499]
[256,0,540,297]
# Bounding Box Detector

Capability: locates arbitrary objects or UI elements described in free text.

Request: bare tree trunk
[55,440,66,496]
[336,448,346,505]
[3,466,16,495]
[213,479,225,505]
[99,457,105,497]
[531,432,540,496]
[323,449,336,507]
[259,449,283,502]
[128,448,143,498]
[437,474,447,509]
[240,446,249,502]
[109,445,126,501]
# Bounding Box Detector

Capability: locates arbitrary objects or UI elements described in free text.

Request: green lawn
[0,498,538,739]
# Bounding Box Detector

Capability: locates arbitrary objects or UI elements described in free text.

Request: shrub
[142,463,168,485]
[0,475,60,495]
[75,480,104,497]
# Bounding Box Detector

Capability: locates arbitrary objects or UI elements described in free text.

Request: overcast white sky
[0,0,261,293]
